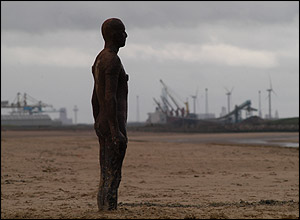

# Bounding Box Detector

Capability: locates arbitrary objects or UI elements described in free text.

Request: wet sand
[1,130,299,219]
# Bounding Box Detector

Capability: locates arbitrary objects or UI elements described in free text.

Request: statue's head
[101,18,127,48]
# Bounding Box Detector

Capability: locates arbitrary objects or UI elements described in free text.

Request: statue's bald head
[101,18,127,47]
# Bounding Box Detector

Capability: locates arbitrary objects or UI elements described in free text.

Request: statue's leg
[97,136,108,211]
[97,132,127,211]
[106,141,127,210]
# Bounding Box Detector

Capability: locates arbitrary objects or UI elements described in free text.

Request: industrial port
[144,79,298,133]
[1,92,74,127]
[1,82,298,133]
[147,79,258,124]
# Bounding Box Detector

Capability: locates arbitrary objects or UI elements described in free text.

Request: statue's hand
[94,123,103,138]
[112,131,127,145]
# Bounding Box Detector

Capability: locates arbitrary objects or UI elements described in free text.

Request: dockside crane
[160,94,175,115]
[153,98,165,113]
[1,92,58,115]
[159,79,186,117]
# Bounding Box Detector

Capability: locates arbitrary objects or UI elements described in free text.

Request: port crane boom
[153,98,165,113]
[160,79,181,110]
[1,92,58,115]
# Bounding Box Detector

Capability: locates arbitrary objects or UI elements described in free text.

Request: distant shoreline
[1,116,298,133]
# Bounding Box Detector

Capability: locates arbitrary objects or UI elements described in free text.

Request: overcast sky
[1,1,299,124]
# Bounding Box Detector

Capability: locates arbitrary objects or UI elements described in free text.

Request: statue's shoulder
[93,49,121,76]
[97,49,122,75]
[100,48,120,63]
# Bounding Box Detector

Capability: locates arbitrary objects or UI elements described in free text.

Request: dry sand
[1,130,299,219]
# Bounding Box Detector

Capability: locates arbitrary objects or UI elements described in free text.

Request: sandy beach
[1,130,299,219]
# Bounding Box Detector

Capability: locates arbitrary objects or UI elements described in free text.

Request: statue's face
[113,23,127,47]
[102,18,128,48]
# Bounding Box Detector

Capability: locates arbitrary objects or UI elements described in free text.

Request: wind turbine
[266,75,277,119]
[225,87,234,113]
[190,87,199,114]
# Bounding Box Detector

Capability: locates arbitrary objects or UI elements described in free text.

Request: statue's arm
[91,86,99,122]
[103,55,122,139]
[91,65,99,123]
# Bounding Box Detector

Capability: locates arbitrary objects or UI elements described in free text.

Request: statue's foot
[98,204,117,211]
[97,195,117,211]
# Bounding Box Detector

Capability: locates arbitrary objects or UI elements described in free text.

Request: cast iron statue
[91,18,128,211]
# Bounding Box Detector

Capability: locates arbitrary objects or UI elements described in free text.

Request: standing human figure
[91,18,128,211]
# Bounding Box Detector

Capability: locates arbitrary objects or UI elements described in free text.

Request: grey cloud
[1,1,298,33]
[1,1,99,32]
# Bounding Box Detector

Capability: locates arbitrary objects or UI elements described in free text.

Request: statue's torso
[92,49,128,136]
